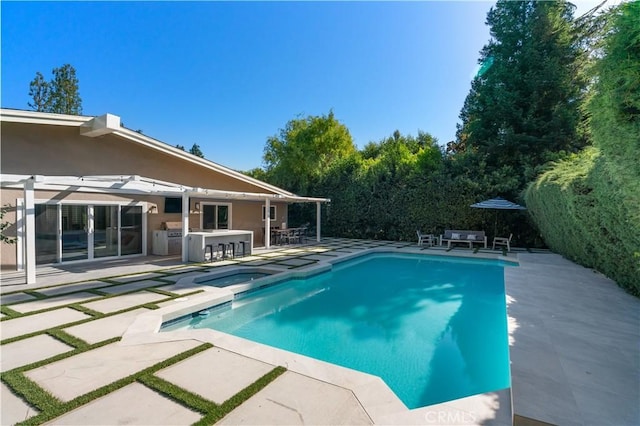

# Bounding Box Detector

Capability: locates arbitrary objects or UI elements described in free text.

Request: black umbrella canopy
[470,197,526,238]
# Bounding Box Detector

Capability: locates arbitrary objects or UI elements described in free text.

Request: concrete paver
[217,371,373,425]
[1,383,39,425]
[233,255,267,262]
[79,290,166,314]
[160,266,206,275]
[0,292,37,304]
[235,260,274,267]
[10,292,100,314]
[0,308,91,340]
[1,334,73,372]
[152,282,205,295]
[0,255,184,290]
[299,254,339,261]
[99,280,167,295]
[25,340,200,402]
[274,258,316,267]
[155,347,274,404]
[63,308,149,344]
[161,271,211,283]
[506,253,640,426]
[155,298,190,309]
[45,382,202,425]
[108,272,167,283]
[35,281,109,297]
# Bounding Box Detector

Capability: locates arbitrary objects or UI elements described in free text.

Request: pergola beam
[3,174,330,283]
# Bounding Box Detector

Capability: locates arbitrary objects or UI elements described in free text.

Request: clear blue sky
[1,1,603,171]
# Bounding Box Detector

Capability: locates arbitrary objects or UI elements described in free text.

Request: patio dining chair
[284,228,301,245]
[493,233,513,251]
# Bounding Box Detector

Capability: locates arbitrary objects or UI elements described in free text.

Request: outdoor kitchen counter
[187,230,253,262]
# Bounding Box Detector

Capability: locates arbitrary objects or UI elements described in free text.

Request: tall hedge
[525,2,640,296]
[525,148,640,295]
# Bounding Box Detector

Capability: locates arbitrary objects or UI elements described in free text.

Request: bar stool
[237,241,247,258]
[204,244,214,262]
[218,243,229,259]
[227,242,236,259]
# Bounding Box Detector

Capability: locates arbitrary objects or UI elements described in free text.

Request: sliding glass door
[120,206,142,255]
[202,203,230,230]
[35,204,58,265]
[33,203,144,264]
[62,205,89,261]
[94,205,119,258]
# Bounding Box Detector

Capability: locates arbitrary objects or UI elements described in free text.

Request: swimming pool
[162,253,511,409]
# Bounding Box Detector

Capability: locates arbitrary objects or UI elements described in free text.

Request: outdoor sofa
[440,229,487,249]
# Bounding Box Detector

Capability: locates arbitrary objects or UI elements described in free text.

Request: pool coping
[122,247,516,424]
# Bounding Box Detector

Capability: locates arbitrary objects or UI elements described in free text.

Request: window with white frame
[262,205,276,221]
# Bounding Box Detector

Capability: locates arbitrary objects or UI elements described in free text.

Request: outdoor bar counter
[187,230,253,262]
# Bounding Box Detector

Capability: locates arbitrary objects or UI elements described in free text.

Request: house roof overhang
[0,174,330,204]
[0,108,300,198]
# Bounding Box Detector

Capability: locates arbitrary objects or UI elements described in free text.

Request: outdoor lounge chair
[493,233,513,251]
[416,230,435,247]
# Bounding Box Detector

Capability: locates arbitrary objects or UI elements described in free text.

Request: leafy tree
[50,64,82,114]
[263,110,356,195]
[175,143,205,158]
[244,167,269,181]
[1,205,16,245]
[28,72,51,112]
[189,143,205,158]
[525,2,640,295]
[28,64,82,114]
[456,0,586,190]
[588,1,640,166]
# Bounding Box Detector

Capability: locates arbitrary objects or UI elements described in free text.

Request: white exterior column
[181,193,189,262]
[265,198,271,249]
[316,201,321,242]
[24,177,36,284]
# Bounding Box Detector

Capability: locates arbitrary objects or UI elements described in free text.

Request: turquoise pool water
[163,253,511,408]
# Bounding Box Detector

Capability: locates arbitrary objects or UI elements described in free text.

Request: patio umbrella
[470,197,526,237]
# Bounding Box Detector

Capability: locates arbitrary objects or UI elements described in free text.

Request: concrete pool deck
[1,238,638,425]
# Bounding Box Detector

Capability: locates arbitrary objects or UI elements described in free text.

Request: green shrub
[525,147,640,296]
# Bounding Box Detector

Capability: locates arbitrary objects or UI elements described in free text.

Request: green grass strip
[194,366,286,426]
[0,305,22,319]
[0,315,110,346]
[137,374,217,415]
[2,371,61,413]
[146,287,179,297]
[85,289,109,296]
[14,343,213,426]
[46,329,90,350]
[141,303,160,310]
[7,295,105,316]
[23,291,48,299]
[2,287,170,320]
[68,304,104,317]
[1,338,120,414]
